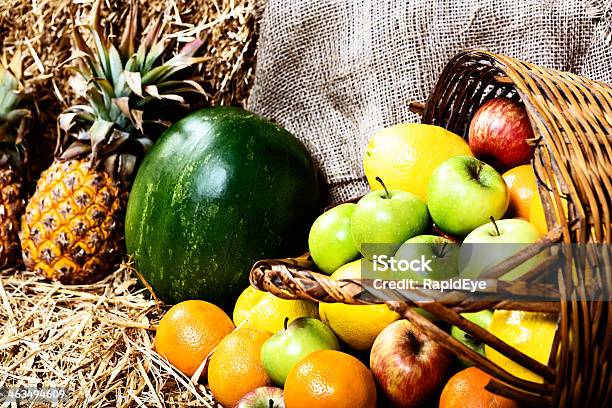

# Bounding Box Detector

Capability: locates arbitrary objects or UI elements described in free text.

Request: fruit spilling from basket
[2,1,605,405]
[143,96,563,407]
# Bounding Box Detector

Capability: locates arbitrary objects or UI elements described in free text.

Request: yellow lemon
[485,310,558,383]
[233,286,319,334]
[363,123,472,201]
[319,260,400,350]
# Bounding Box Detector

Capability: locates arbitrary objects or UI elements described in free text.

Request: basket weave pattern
[249,51,611,407]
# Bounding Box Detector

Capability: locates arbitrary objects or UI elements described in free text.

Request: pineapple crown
[0,51,30,169]
[59,0,206,181]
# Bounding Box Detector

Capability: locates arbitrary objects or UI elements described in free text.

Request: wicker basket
[249,50,611,407]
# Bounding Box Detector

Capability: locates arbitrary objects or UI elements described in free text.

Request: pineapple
[0,52,29,269]
[20,2,206,283]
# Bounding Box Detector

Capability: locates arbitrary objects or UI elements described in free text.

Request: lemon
[364,123,472,201]
[485,310,558,383]
[233,286,319,334]
[319,260,400,350]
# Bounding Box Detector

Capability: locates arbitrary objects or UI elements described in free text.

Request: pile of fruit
[0,3,562,405]
[149,97,560,407]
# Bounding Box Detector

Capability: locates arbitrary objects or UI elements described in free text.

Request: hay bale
[0,0,263,177]
[0,265,221,407]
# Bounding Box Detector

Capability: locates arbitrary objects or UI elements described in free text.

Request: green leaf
[108,44,124,90]
[86,88,108,120]
[96,78,116,100]
[141,65,172,86]
[143,40,167,72]
[135,43,147,71]
[113,71,129,98]
[87,26,111,79]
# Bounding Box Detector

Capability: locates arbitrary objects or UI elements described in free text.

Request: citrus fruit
[154,300,234,378]
[502,164,537,219]
[485,310,558,383]
[284,350,377,408]
[233,285,319,333]
[439,367,521,408]
[319,260,400,350]
[363,123,472,201]
[208,328,273,407]
[528,189,568,235]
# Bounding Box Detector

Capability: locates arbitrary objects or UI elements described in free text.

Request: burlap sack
[248,0,612,203]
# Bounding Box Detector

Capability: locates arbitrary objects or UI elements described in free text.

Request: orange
[502,164,537,219]
[440,367,520,408]
[363,123,472,201]
[208,328,272,407]
[284,350,376,408]
[154,300,234,378]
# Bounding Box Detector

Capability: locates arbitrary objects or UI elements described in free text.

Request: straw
[0,262,220,407]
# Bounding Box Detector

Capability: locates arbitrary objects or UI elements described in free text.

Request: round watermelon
[125,107,321,306]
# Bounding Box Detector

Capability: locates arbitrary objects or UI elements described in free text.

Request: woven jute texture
[248,0,612,203]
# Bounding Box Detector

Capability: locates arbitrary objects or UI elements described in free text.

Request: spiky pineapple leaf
[108,44,124,90]
[125,71,143,97]
[59,0,206,182]
[0,53,30,161]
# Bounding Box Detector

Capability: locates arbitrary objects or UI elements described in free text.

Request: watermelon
[125,107,321,306]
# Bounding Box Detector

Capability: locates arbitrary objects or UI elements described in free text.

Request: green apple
[394,235,459,281]
[427,156,508,236]
[450,310,493,366]
[351,178,430,258]
[261,317,340,386]
[308,203,360,274]
[459,218,543,281]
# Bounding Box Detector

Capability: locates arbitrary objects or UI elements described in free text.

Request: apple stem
[376,176,390,199]
[406,330,420,354]
[439,242,448,257]
[283,317,289,331]
[269,399,274,408]
[490,216,501,236]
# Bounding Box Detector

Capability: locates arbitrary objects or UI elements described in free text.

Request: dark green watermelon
[125,107,321,306]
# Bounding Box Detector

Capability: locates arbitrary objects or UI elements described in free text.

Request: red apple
[370,319,451,408]
[468,97,534,171]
